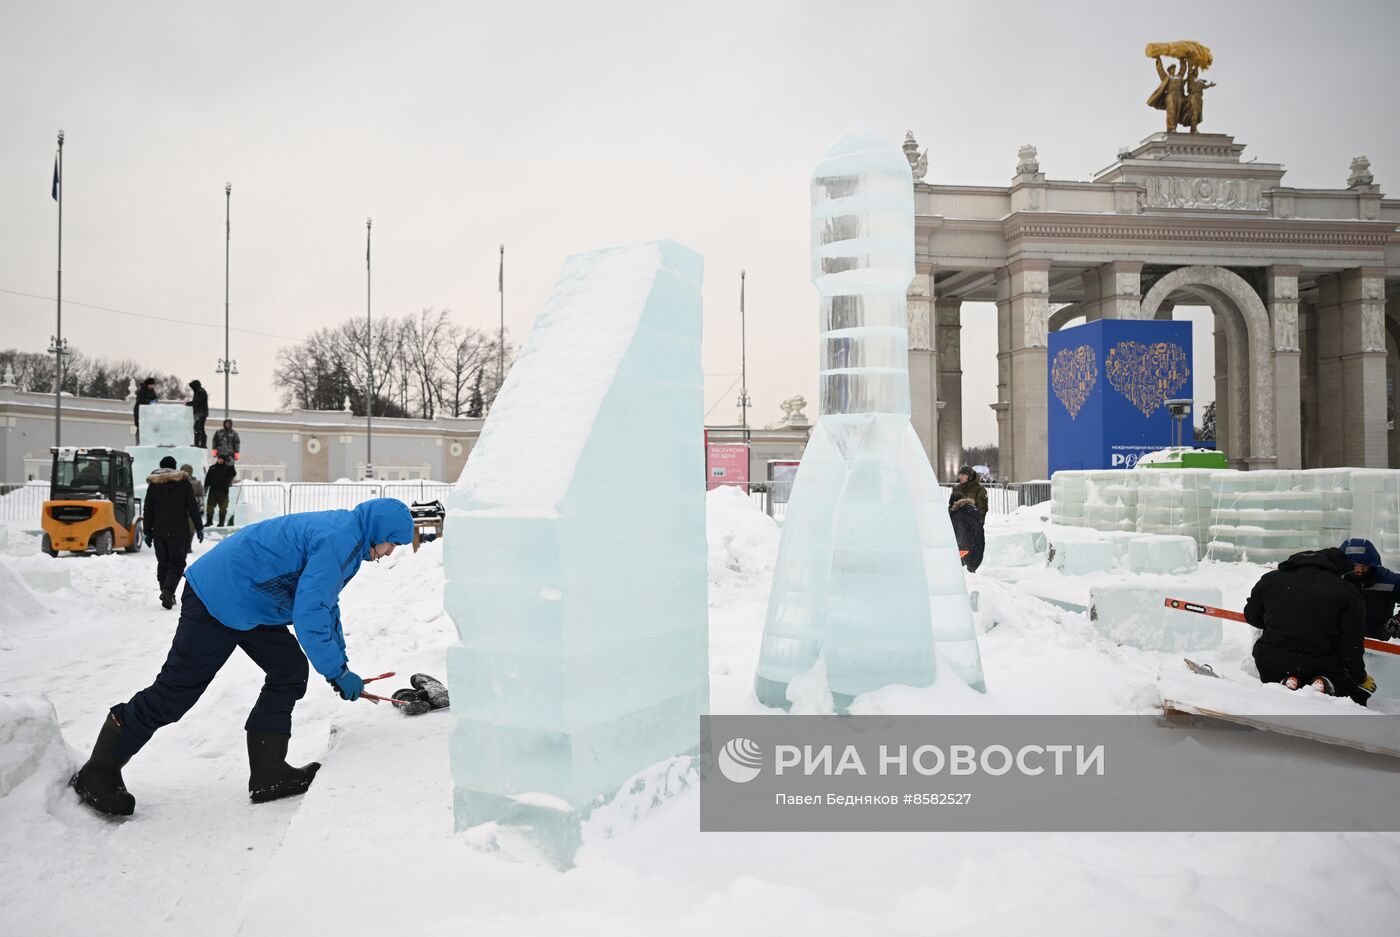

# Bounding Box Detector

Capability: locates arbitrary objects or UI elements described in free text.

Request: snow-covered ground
[2,493,1398,935]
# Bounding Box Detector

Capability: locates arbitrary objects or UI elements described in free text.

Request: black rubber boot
[247,731,321,804]
[71,712,136,817]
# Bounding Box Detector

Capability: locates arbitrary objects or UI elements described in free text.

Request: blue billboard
[1048,319,1193,473]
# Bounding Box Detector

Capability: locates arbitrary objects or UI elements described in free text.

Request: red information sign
[706,444,751,492]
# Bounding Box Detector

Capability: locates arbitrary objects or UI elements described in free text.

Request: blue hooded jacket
[185,499,414,677]
[1340,538,1400,640]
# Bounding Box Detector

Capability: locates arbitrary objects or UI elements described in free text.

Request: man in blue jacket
[71,498,414,816]
[1340,537,1400,641]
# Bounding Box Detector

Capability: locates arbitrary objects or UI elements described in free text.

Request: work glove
[329,667,364,701]
[196,529,204,543]
[143,533,153,548]
[1360,675,1377,695]
[1385,617,1400,641]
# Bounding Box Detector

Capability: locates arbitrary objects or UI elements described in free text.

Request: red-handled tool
[1163,597,1400,657]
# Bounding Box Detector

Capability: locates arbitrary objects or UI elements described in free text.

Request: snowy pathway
[3,499,1400,935]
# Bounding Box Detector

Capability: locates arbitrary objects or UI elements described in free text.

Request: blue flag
[51,155,59,201]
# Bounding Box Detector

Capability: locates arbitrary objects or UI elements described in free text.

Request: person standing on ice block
[70,498,414,817]
[1244,547,1373,705]
[1339,538,1400,641]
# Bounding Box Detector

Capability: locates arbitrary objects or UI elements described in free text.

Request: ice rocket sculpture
[754,130,985,708]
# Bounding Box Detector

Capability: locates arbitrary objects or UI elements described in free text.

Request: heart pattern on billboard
[1050,344,1098,420]
[1104,341,1190,418]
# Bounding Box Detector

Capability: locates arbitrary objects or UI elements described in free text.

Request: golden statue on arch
[1146,41,1215,133]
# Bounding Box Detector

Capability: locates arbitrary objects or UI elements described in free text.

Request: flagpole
[497,243,505,391]
[53,130,65,447]
[224,182,231,421]
[366,217,373,480]
[739,269,748,444]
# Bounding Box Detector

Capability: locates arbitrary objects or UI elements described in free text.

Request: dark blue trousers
[111,584,309,759]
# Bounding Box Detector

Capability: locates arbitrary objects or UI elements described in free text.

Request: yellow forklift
[40,447,143,556]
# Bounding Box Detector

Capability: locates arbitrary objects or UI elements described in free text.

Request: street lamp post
[221,182,233,421]
[366,217,374,480]
[737,269,750,442]
[53,130,65,446]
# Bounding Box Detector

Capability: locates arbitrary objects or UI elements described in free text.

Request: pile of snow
[705,486,780,588]
[0,695,73,799]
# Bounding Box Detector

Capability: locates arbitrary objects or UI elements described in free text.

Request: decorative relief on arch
[1141,176,1267,211]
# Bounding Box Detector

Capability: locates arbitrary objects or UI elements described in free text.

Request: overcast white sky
[3,0,1397,446]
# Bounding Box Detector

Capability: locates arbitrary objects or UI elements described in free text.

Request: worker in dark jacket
[948,465,989,519]
[1339,538,1400,641]
[949,497,985,572]
[133,377,158,444]
[204,454,238,526]
[1244,547,1373,705]
[186,379,209,448]
[70,499,413,818]
[212,418,241,458]
[143,456,203,609]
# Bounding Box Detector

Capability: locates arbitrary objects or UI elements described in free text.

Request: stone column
[1267,266,1302,470]
[993,269,1013,479]
[1339,267,1388,467]
[1314,275,1346,466]
[1389,295,1400,469]
[997,260,1050,481]
[935,297,964,482]
[1213,318,1231,463]
[907,265,938,467]
[1096,261,1143,320]
[1298,301,1319,468]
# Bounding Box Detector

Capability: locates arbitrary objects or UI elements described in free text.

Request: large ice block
[1126,535,1198,574]
[754,131,983,708]
[130,445,210,501]
[442,241,706,867]
[137,402,194,447]
[1046,534,1117,576]
[1089,582,1223,651]
[983,528,1046,568]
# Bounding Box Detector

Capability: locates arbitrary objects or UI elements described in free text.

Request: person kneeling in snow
[70,498,414,817]
[1244,547,1373,705]
[1339,538,1400,641]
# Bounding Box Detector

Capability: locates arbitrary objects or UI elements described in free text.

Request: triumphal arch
[905,43,1400,481]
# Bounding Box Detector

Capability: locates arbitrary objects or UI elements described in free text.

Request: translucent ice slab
[1126,536,1199,574]
[983,529,1046,568]
[1089,582,1224,652]
[442,241,707,867]
[1046,533,1117,576]
[136,403,194,447]
[130,445,210,500]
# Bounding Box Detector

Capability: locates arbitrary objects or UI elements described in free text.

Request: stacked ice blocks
[1082,471,1139,532]
[1352,470,1400,558]
[1133,469,1220,556]
[442,241,707,866]
[1207,470,1352,563]
[130,404,207,500]
[1050,472,1087,527]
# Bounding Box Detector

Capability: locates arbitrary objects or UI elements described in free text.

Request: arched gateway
[903,131,1398,481]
